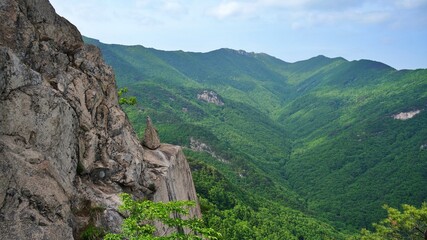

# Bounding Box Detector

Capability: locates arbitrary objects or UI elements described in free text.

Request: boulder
[142,116,161,150]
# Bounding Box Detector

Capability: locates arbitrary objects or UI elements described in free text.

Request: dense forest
[85,37,427,239]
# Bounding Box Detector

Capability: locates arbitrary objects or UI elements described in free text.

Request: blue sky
[50,0,427,70]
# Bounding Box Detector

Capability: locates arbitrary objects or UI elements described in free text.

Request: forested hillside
[85,37,427,238]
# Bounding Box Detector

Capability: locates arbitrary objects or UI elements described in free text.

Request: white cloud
[209,0,366,19]
[49,0,427,69]
[210,0,403,29]
[357,11,390,24]
[258,0,311,8]
[135,0,153,8]
[209,0,314,19]
[289,10,391,29]
[119,0,190,27]
[394,0,427,8]
[161,0,187,15]
[210,1,256,19]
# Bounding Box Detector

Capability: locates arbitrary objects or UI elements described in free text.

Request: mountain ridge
[85,36,427,237]
[85,36,405,71]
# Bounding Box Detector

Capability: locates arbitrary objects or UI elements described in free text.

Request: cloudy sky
[49,0,427,70]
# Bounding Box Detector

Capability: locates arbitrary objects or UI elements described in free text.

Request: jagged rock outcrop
[0,0,200,239]
[197,90,224,106]
[392,109,421,120]
[142,116,161,150]
[143,144,201,235]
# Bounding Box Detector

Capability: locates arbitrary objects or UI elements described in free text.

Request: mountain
[0,1,200,239]
[85,37,427,237]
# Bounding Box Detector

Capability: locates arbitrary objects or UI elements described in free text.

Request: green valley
[85,36,427,239]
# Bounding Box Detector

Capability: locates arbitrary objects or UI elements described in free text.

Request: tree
[104,193,221,240]
[118,87,137,105]
[360,203,427,240]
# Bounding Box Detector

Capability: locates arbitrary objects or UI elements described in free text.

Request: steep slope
[84,39,351,239]
[84,37,290,115]
[280,67,427,229]
[0,1,200,239]
[84,38,297,201]
[86,37,427,234]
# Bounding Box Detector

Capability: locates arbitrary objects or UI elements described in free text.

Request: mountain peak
[351,58,395,71]
[212,48,258,57]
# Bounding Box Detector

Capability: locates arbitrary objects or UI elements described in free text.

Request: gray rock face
[197,90,224,106]
[0,0,200,239]
[143,144,202,235]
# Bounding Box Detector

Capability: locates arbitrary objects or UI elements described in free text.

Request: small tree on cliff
[104,193,221,240]
[360,202,427,240]
[118,87,137,105]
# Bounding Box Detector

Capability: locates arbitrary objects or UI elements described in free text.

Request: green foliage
[359,203,427,240]
[85,36,427,235]
[75,201,107,240]
[189,158,348,240]
[118,87,137,105]
[81,224,105,240]
[104,193,221,240]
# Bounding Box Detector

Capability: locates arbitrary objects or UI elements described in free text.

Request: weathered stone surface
[197,90,224,106]
[0,0,201,239]
[143,144,202,235]
[142,116,161,150]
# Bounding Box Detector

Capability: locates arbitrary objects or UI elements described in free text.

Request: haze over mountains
[50,0,427,70]
[85,36,427,238]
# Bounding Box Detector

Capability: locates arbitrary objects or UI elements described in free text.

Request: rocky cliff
[0,0,200,239]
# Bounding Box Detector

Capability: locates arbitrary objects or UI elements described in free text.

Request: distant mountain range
[85,36,427,238]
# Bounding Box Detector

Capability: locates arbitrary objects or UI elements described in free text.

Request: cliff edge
[0,0,200,239]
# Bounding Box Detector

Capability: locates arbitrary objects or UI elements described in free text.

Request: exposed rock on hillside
[0,0,200,239]
[392,110,421,120]
[197,90,224,106]
[190,137,227,163]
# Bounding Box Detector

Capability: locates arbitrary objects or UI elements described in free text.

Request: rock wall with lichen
[0,0,200,239]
